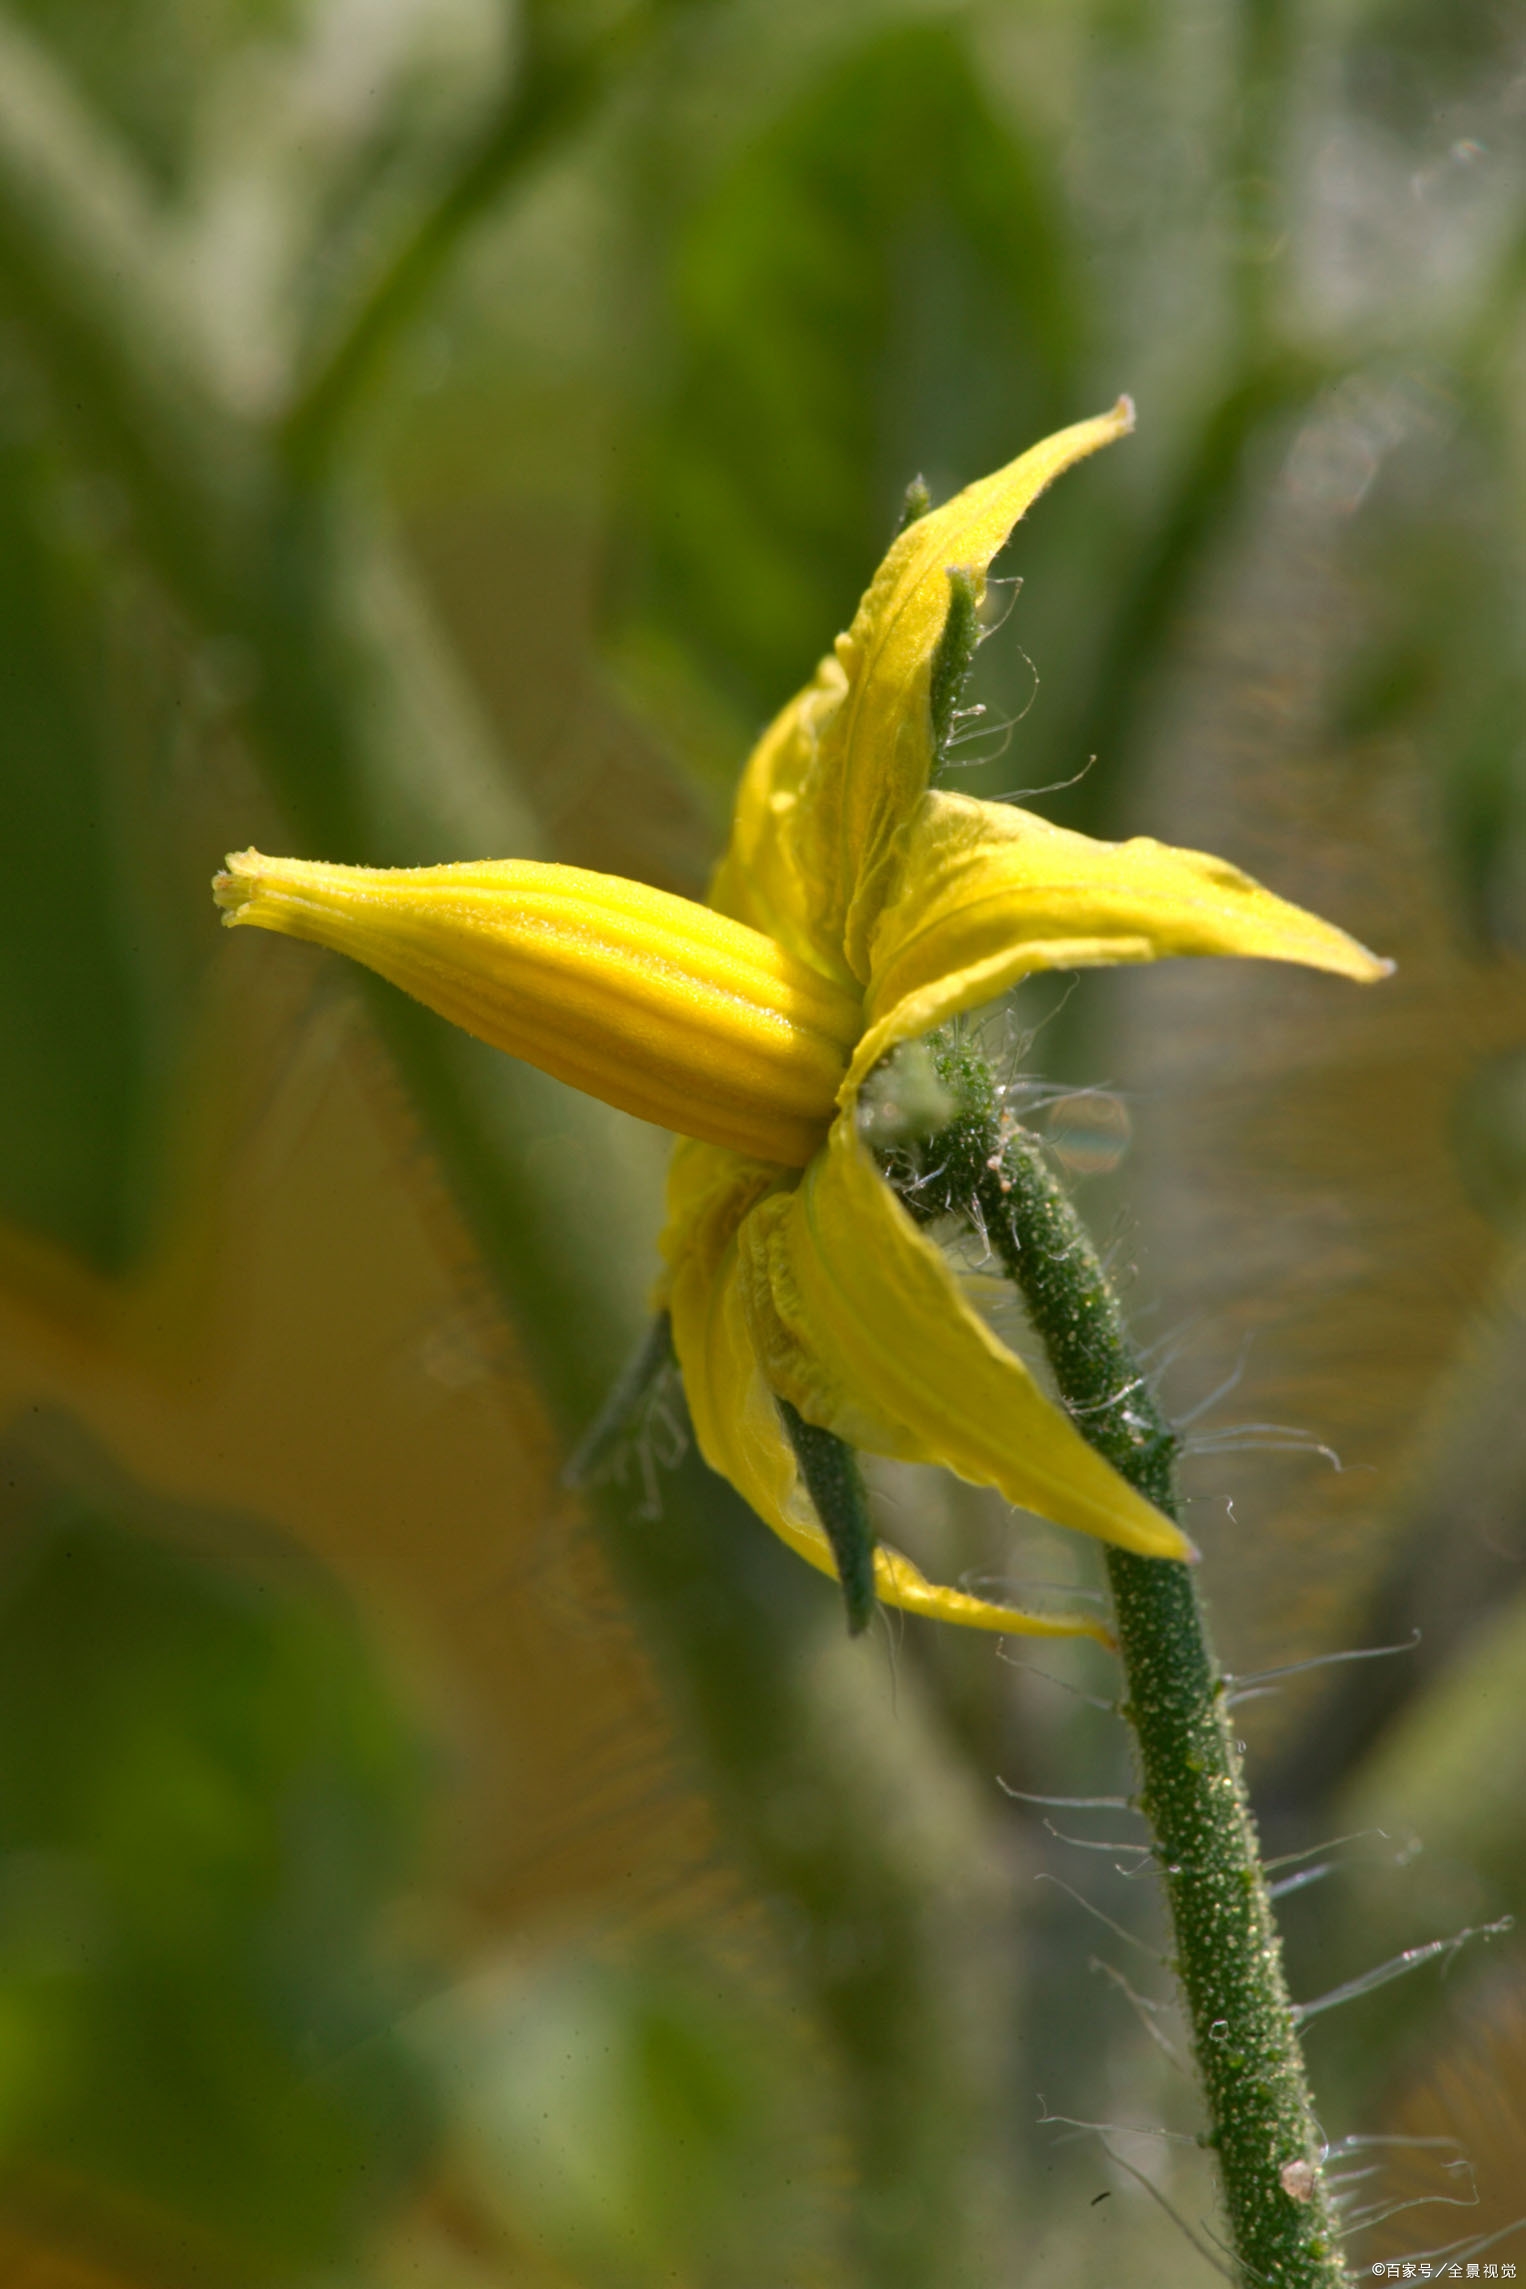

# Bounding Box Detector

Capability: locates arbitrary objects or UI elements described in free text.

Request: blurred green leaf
[1453,1046,1526,1228]
[1443,667,1526,955]
[1335,432,1526,954]
[0,419,157,1275]
[623,16,1081,731]
[1278,1574,1526,2122]
[421,1943,830,2286]
[1341,0,1517,140]
[5,0,299,191]
[0,1423,436,2283]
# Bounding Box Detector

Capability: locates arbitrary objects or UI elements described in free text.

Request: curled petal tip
[212,849,261,920]
[1111,393,1136,434]
[1324,925,1393,983]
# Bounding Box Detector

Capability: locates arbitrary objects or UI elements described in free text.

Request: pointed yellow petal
[854,790,1392,1077]
[661,1138,1114,1638]
[863,1546,1112,1639]
[214,849,859,1167]
[705,404,1136,985]
[820,401,1136,975]
[734,1113,1191,1563]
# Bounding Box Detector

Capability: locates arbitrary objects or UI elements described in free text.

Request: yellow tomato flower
[215,402,1387,1640]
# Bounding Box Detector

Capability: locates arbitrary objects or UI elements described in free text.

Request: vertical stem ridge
[895,1043,1344,2288]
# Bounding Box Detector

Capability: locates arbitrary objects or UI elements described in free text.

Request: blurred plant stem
[279,0,676,477]
[0,15,1023,2276]
[1069,348,1327,835]
[1230,0,1291,351]
[1073,0,1296,832]
[902,1039,1344,2287]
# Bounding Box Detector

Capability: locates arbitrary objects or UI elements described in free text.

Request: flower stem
[898,1040,1344,2288]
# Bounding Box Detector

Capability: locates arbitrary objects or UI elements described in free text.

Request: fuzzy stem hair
[890,1034,1345,2289]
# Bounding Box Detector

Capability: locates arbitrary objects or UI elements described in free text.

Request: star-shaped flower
[215,403,1387,1639]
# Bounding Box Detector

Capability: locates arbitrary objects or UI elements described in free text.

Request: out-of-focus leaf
[0,1422,435,2283]
[1334,486,1526,958]
[417,1943,832,2286]
[1453,1046,1526,1229]
[622,16,1081,734]
[5,0,299,192]
[1341,0,1518,141]
[1365,1972,1526,2271]
[1274,1570,1526,2118]
[1341,1581,1526,1936]
[1443,668,1526,956]
[0,425,152,1275]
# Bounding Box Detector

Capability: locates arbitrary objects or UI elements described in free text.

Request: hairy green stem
[897,1039,1344,2289]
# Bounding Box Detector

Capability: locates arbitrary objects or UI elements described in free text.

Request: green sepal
[565,1312,677,1486]
[892,474,932,538]
[778,1400,878,1636]
[929,566,982,764]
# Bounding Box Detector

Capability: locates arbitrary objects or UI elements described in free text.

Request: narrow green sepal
[929,566,982,763]
[892,473,932,538]
[564,1311,675,1486]
[778,1400,878,1636]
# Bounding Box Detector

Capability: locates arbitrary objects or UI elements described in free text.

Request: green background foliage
[0,0,1523,2280]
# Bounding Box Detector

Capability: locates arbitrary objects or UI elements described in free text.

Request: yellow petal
[659,1135,796,1528]
[214,849,859,1167]
[820,401,1136,976]
[661,1137,1112,1637]
[706,653,856,986]
[734,1112,1191,1563]
[854,789,1392,1079]
[706,403,1136,985]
